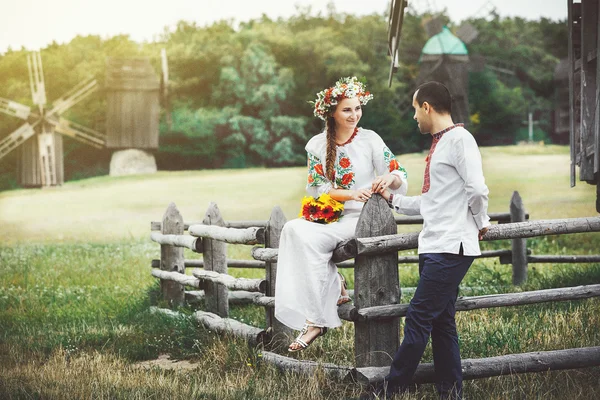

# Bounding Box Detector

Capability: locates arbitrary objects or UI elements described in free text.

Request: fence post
[354,194,400,367]
[510,191,528,285]
[160,203,185,307]
[265,206,293,347]
[203,202,229,317]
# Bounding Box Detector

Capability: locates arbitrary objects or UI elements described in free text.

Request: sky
[0,0,567,54]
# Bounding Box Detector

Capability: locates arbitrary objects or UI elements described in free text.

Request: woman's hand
[350,188,373,202]
[372,174,400,194]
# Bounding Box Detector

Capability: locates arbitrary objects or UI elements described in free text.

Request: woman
[274,77,408,352]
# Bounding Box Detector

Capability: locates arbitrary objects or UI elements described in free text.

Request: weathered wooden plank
[151,231,203,253]
[510,191,528,285]
[265,206,292,347]
[354,195,400,368]
[394,212,528,225]
[151,269,200,288]
[193,310,266,345]
[528,255,600,263]
[202,203,229,317]
[151,220,268,231]
[260,351,352,380]
[353,346,600,384]
[579,0,597,181]
[159,203,186,306]
[356,284,600,321]
[191,269,266,292]
[352,216,600,256]
[251,247,278,262]
[188,224,265,245]
[152,259,266,269]
[186,290,274,306]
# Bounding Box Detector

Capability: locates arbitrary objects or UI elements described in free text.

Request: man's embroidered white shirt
[391,126,490,255]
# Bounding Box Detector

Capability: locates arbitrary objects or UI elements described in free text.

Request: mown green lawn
[1,144,599,399]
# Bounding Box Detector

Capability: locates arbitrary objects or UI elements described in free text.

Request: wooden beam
[349,217,600,258]
[159,203,186,306]
[193,310,267,345]
[151,231,203,253]
[528,255,600,263]
[260,351,352,380]
[202,203,229,317]
[151,220,268,231]
[356,284,600,321]
[353,195,400,368]
[188,224,265,245]
[151,269,201,288]
[192,269,266,293]
[353,346,600,384]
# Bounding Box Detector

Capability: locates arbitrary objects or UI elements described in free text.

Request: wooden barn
[567,0,600,212]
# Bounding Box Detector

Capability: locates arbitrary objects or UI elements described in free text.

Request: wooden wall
[105,58,160,150]
[568,0,600,212]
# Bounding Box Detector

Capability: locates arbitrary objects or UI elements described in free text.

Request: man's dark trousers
[384,247,475,400]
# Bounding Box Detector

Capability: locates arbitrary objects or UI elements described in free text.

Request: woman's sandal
[337,272,351,306]
[288,322,328,353]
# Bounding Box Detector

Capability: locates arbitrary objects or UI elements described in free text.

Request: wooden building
[105,58,160,150]
[417,26,470,127]
[553,59,570,144]
[568,0,600,212]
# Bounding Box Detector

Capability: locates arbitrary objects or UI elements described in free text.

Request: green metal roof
[421,26,468,56]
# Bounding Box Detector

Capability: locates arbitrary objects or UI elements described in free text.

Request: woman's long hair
[325,115,337,182]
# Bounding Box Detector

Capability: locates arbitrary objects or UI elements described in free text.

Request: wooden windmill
[0,51,105,187]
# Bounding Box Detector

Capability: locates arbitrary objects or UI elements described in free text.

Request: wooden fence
[149,193,600,385]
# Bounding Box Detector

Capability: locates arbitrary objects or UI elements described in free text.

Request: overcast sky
[0,0,567,54]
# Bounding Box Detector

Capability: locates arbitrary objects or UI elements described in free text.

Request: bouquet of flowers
[298,193,344,224]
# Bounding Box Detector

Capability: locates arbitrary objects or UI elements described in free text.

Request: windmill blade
[387,0,408,87]
[47,78,98,117]
[0,121,39,161]
[48,116,106,148]
[0,97,32,120]
[27,51,47,110]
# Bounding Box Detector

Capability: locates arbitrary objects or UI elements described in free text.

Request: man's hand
[478,227,489,240]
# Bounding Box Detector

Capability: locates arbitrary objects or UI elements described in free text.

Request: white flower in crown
[310,76,373,121]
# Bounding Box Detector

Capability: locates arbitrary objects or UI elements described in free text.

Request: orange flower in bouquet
[298,193,344,224]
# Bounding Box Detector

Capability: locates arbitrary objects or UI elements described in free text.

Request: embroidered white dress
[274,128,408,330]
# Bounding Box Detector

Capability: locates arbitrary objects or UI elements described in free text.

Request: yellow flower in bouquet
[298,193,344,224]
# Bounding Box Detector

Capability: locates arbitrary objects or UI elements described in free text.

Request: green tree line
[0,7,567,189]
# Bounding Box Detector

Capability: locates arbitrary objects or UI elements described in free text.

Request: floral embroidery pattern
[307,153,327,186]
[383,146,407,179]
[335,150,355,189]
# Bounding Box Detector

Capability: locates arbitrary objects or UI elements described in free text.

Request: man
[372,81,490,399]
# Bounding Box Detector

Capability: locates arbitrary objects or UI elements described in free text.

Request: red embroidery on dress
[336,127,359,146]
[421,123,464,194]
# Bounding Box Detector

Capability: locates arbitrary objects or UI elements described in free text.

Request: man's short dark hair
[415,81,452,115]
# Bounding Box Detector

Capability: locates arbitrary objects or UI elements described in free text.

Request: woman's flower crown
[310,76,374,121]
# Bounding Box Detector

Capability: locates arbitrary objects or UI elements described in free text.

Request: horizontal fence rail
[329,216,600,262]
[150,232,203,253]
[150,212,528,231]
[352,346,600,384]
[349,284,600,322]
[188,224,265,245]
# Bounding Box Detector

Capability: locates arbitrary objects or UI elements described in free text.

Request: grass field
[1,144,599,399]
